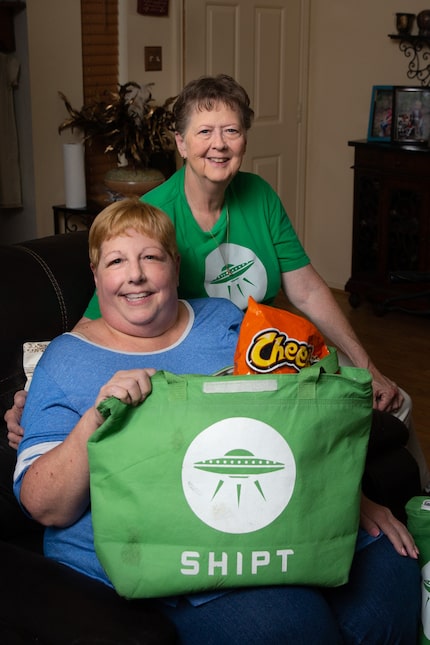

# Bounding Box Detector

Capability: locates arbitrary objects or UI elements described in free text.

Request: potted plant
[58,81,177,197]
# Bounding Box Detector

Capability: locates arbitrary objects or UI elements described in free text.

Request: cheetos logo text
[246,328,314,373]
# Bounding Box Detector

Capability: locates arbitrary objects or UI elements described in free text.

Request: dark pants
[363,410,422,523]
[0,540,177,645]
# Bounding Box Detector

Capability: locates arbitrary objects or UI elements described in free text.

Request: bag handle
[296,364,321,399]
[294,347,338,399]
[154,362,332,403]
[316,345,338,375]
[156,346,338,385]
[98,347,338,416]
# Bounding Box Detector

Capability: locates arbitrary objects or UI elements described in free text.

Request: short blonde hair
[89,198,178,268]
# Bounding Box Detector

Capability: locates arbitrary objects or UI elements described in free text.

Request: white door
[183,0,309,236]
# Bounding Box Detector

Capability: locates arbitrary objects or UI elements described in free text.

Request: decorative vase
[104,166,165,198]
[395,12,415,35]
[417,10,430,37]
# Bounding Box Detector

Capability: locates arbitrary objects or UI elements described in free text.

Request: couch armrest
[0,231,94,419]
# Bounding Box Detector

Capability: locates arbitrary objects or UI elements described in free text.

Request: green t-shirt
[84,167,309,318]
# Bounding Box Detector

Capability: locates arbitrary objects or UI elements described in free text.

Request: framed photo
[392,86,430,145]
[367,85,394,142]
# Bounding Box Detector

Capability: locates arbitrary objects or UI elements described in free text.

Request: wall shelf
[388,34,430,86]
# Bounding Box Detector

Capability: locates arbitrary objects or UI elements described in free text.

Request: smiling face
[175,101,247,188]
[92,228,180,338]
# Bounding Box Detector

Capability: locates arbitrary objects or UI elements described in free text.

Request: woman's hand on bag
[93,368,156,426]
[360,494,419,559]
[4,389,27,450]
[368,366,404,413]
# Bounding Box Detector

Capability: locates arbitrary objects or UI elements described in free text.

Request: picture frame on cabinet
[367,85,394,142]
[392,86,430,145]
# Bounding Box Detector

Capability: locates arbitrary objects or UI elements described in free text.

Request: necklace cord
[206,206,232,275]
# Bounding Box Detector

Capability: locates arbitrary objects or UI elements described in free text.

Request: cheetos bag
[234,296,331,375]
[88,365,372,599]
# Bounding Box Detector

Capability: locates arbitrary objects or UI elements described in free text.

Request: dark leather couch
[0,231,94,419]
[0,231,94,549]
[0,230,177,644]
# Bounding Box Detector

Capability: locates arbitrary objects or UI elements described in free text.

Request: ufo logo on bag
[194,449,285,506]
[194,449,285,475]
[182,418,296,534]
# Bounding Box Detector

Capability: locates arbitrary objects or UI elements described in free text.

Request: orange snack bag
[234,297,330,375]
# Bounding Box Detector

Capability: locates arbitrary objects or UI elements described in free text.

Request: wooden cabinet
[345,140,430,314]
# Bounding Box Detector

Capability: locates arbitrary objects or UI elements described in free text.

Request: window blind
[81,0,118,199]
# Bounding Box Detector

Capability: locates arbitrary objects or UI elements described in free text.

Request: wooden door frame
[294,0,310,241]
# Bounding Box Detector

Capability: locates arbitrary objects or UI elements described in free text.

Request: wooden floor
[275,289,430,462]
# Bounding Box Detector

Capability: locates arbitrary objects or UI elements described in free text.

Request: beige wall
[120,0,183,100]
[9,1,429,289]
[13,0,181,242]
[305,1,427,288]
[26,0,83,238]
[11,0,182,241]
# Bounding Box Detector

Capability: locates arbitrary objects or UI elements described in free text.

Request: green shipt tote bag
[88,363,373,599]
[406,496,430,644]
